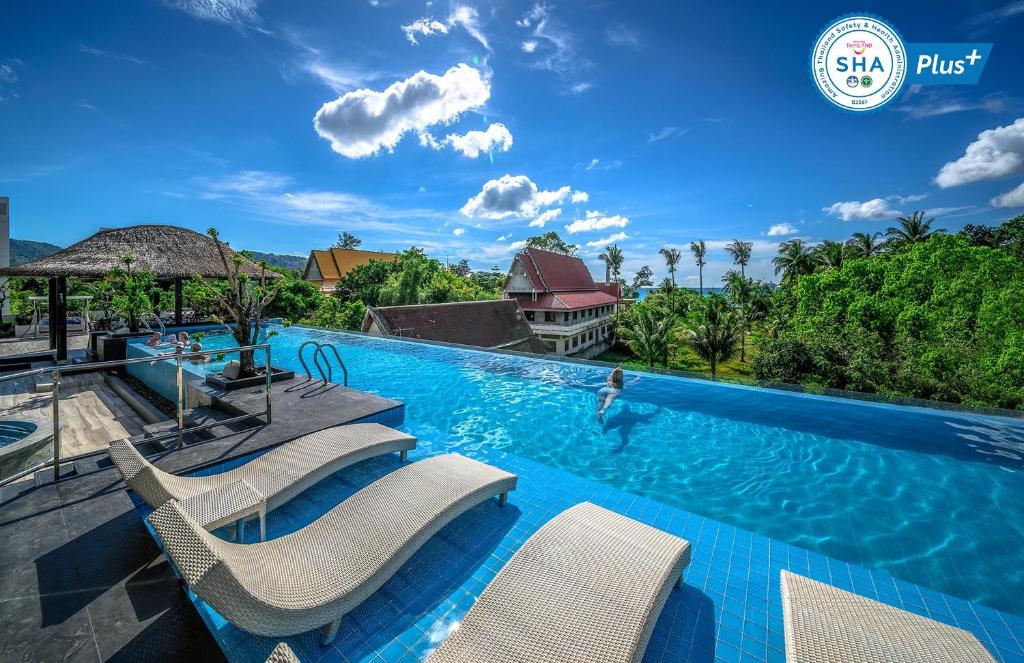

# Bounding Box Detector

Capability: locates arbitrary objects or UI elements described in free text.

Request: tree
[334,259,402,307]
[447,259,472,277]
[688,241,706,295]
[109,255,157,333]
[687,295,741,379]
[814,240,847,271]
[847,231,884,258]
[616,305,676,367]
[630,265,654,295]
[723,272,753,362]
[960,216,1024,258]
[598,245,624,283]
[207,228,282,378]
[307,297,366,331]
[659,247,682,288]
[772,239,816,287]
[725,240,753,277]
[526,231,578,255]
[333,232,362,250]
[263,271,322,322]
[886,211,945,249]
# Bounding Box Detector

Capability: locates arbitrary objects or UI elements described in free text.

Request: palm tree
[689,240,706,296]
[599,244,625,283]
[846,231,884,258]
[659,247,681,288]
[617,306,676,367]
[814,240,847,271]
[886,211,945,249]
[723,272,753,362]
[725,240,753,277]
[687,295,741,379]
[772,238,816,287]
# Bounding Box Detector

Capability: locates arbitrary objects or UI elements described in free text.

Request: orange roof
[305,248,397,283]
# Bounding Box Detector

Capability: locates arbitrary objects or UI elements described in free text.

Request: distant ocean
[635,286,725,301]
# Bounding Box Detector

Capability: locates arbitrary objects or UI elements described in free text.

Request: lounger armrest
[107,439,149,483]
[179,480,266,530]
[148,500,223,586]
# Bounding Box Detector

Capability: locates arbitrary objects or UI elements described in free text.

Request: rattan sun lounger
[148,453,517,645]
[265,643,300,663]
[781,570,995,662]
[427,502,691,663]
[109,423,416,538]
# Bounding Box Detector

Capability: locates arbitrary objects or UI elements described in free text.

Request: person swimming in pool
[144,331,162,347]
[596,367,640,421]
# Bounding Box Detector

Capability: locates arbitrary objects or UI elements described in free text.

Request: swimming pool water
[0,420,38,447]
[190,324,1024,616]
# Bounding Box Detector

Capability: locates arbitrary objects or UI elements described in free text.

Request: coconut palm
[772,238,816,287]
[689,240,706,296]
[617,305,676,367]
[687,295,741,380]
[723,272,753,362]
[886,211,945,249]
[659,247,681,287]
[846,231,884,258]
[599,244,625,283]
[725,240,753,277]
[814,240,847,271]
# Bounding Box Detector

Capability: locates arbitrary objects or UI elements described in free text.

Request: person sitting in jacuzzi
[178,331,190,345]
[188,342,208,364]
[144,331,162,347]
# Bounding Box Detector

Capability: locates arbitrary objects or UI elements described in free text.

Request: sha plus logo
[811,15,907,112]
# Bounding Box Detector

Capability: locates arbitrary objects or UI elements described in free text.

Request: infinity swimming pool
[158,324,1024,616]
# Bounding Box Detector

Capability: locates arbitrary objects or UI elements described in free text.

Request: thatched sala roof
[0,224,280,279]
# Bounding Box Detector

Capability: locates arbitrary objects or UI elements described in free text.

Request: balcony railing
[527,316,614,335]
[0,343,272,487]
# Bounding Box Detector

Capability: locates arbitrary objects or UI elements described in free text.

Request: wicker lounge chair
[427,502,691,663]
[109,423,416,539]
[148,453,517,645]
[265,643,300,663]
[781,571,995,663]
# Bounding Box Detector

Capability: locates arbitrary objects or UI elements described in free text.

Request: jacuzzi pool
[0,420,38,447]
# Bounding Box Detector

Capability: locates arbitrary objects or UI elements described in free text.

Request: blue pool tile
[133,446,1020,663]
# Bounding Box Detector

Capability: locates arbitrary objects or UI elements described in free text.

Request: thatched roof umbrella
[0,224,277,279]
[0,224,279,361]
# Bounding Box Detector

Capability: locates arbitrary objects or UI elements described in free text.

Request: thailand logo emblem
[811,15,907,112]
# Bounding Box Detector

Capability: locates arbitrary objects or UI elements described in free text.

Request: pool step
[143,406,261,449]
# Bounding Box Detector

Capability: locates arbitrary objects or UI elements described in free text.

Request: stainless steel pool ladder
[297,340,348,386]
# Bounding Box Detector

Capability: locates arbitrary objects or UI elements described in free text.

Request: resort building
[302,247,397,293]
[362,300,547,353]
[502,247,621,358]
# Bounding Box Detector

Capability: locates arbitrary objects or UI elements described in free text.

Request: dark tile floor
[0,379,404,662]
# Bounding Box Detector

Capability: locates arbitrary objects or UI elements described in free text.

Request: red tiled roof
[519,248,597,292]
[595,281,622,300]
[514,290,619,311]
[362,300,547,353]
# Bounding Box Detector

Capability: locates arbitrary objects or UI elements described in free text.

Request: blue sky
[2,1,1024,284]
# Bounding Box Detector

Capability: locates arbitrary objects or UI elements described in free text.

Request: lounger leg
[400,450,408,462]
[236,516,246,543]
[321,619,342,646]
[675,574,683,589]
[498,492,508,507]
[259,510,266,543]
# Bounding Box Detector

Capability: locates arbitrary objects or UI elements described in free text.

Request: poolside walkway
[0,379,404,662]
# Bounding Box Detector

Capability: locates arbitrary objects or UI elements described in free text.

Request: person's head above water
[146,331,161,345]
[611,367,624,388]
[179,331,189,343]
[190,342,202,353]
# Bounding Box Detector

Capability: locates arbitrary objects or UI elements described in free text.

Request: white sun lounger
[147,453,517,645]
[109,423,416,537]
[427,502,691,663]
[781,570,996,662]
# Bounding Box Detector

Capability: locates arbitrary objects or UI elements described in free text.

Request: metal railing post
[176,354,185,449]
[264,345,272,423]
[52,369,61,482]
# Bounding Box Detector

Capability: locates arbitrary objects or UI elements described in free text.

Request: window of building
[588,330,594,341]
[573,336,579,348]
[544,311,555,322]
[525,310,535,321]
[563,312,570,323]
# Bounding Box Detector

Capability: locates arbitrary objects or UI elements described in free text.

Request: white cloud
[571,191,589,203]
[647,126,688,144]
[606,25,641,49]
[314,63,490,158]
[453,227,466,236]
[521,40,537,53]
[0,63,16,84]
[565,210,630,234]
[79,45,151,66]
[402,5,489,50]
[401,18,449,44]
[891,193,928,204]
[581,158,623,172]
[766,223,797,236]
[935,117,1024,188]
[528,208,561,228]
[163,0,265,31]
[568,82,593,94]
[443,123,513,158]
[461,174,586,219]
[516,3,589,83]
[586,232,628,247]
[894,86,1011,119]
[992,181,1024,208]
[496,233,510,241]
[823,198,900,221]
